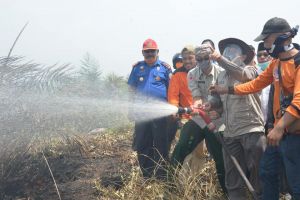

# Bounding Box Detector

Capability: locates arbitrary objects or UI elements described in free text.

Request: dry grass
[0,127,226,200]
[0,127,293,200]
[93,130,225,200]
[94,159,224,200]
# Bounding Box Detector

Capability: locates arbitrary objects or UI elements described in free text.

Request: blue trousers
[280,134,300,200]
[132,117,169,179]
[260,145,287,200]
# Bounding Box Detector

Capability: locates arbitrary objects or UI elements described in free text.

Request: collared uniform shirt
[128,60,172,101]
[188,63,223,101]
[187,63,225,131]
[217,68,265,137]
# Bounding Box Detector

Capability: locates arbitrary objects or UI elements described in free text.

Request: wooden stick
[42,151,62,200]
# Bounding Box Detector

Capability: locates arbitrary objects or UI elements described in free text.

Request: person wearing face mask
[210,17,300,200]
[128,38,172,179]
[255,41,292,200]
[208,38,266,200]
[171,44,227,194]
[257,41,292,200]
[256,42,273,123]
[257,43,272,73]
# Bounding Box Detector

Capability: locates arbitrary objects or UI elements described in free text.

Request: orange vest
[168,67,193,108]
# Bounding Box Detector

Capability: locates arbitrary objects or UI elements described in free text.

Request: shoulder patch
[132,61,143,68]
[294,52,300,68]
[161,62,171,69]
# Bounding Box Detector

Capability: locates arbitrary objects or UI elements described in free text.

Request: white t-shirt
[258,67,270,123]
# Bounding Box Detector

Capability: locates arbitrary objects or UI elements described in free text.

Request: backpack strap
[277,61,293,118]
[294,51,300,68]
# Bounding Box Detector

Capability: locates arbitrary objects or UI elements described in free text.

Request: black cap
[218,38,254,65]
[257,42,265,52]
[254,17,291,42]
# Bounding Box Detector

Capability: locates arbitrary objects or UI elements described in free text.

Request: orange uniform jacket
[234,55,300,127]
[168,67,193,108]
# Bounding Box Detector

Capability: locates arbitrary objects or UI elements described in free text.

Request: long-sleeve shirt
[234,55,300,133]
[234,57,300,131]
[168,67,193,108]
[188,63,224,130]
[215,56,264,137]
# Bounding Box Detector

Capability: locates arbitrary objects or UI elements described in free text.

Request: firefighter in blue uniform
[128,38,172,179]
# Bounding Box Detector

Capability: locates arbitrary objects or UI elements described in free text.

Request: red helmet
[142,38,158,50]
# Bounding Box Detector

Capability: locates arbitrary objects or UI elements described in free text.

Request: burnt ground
[0,128,137,200]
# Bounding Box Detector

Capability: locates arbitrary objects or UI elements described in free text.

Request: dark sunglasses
[257,52,269,57]
[143,49,157,54]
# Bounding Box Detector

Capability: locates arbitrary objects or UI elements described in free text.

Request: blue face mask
[258,61,270,71]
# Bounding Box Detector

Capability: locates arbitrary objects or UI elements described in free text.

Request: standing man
[168,48,194,150]
[210,17,300,199]
[257,41,291,200]
[128,38,172,179]
[209,38,266,200]
[171,44,227,194]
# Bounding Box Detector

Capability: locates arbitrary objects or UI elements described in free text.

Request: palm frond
[0,56,74,92]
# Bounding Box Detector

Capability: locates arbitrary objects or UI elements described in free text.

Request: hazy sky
[1,0,299,76]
